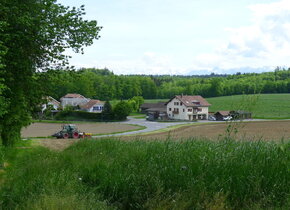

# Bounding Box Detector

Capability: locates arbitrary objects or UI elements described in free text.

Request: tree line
[39,67,290,101]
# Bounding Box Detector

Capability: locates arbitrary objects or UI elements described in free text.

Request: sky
[58,0,290,75]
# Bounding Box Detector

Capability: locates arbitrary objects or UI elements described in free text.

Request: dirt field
[134,121,290,141]
[35,121,290,151]
[21,122,141,138]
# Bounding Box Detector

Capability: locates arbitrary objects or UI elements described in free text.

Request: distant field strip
[21,122,143,138]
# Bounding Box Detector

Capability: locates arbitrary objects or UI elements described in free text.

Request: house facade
[166,95,211,120]
[81,100,104,113]
[60,93,90,108]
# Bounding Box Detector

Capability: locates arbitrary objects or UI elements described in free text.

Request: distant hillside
[207,94,290,119]
[39,67,290,101]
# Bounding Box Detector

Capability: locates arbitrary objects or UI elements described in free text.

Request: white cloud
[88,52,190,75]
[193,0,290,71]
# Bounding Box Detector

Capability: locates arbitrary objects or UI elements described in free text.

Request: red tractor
[52,124,91,139]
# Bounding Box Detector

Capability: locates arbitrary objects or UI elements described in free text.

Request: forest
[39,67,290,100]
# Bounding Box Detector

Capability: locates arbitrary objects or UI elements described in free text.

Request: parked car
[208,115,216,121]
[223,116,233,121]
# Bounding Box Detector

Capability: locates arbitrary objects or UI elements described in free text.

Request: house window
[174,102,179,106]
[188,109,192,112]
[93,106,103,111]
[183,109,185,112]
[169,108,172,111]
[93,106,99,111]
[180,102,183,106]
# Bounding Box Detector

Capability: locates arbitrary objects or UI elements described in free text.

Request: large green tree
[0,0,101,146]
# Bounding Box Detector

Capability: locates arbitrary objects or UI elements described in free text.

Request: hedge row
[55,111,110,121]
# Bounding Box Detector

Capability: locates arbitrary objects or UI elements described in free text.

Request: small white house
[60,93,89,108]
[42,96,60,112]
[81,99,104,113]
[166,95,211,120]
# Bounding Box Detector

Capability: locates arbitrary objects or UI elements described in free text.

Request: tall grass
[1,138,289,209]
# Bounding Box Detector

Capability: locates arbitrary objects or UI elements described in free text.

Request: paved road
[92,117,196,138]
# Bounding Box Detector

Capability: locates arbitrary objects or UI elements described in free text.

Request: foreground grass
[1,138,289,209]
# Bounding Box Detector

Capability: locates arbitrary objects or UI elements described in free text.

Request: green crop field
[1,138,289,209]
[207,94,290,119]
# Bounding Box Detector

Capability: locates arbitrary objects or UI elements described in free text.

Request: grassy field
[145,94,290,119]
[1,138,289,209]
[207,94,290,119]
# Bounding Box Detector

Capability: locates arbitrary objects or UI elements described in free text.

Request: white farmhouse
[81,100,104,113]
[60,93,90,108]
[166,95,211,120]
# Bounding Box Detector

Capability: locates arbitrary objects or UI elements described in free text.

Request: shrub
[102,101,113,120]
[113,101,131,120]
[55,110,103,121]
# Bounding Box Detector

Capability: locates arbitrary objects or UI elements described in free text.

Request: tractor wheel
[73,132,79,139]
[63,133,69,139]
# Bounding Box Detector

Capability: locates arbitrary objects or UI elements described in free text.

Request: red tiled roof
[167,95,211,107]
[215,111,230,116]
[81,100,104,109]
[48,96,60,106]
[61,93,86,99]
[43,96,60,106]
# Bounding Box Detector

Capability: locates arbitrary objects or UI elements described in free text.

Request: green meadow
[1,138,289,209]
[207,94,290,119]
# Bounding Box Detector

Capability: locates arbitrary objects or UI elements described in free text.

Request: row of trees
[39,67,290,101]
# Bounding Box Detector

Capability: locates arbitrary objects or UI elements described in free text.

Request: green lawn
[1,139,289,209]
[207,94,290,119]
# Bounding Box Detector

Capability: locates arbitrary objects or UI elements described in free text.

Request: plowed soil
[133,121,290,141]
[31,121,290,151]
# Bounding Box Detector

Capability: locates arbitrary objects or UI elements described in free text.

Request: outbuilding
[214,111,231,121]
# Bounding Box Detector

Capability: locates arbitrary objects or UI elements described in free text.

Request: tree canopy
[0,0,101,146]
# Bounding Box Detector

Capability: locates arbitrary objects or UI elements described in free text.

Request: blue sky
[58,0,290,75]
